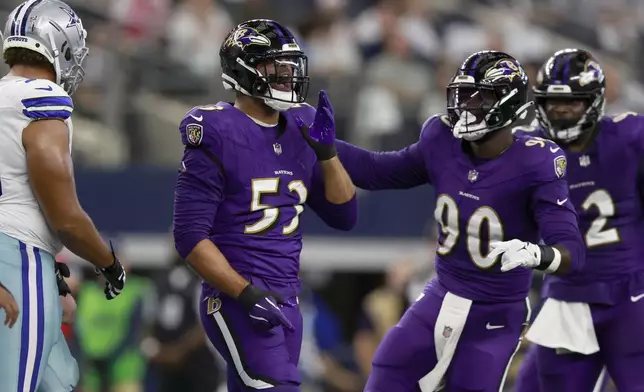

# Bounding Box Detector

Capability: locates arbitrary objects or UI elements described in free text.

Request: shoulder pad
[599,112,644,140]
[511,123,543,137]
[419,114,451,141]
[14,78,72,121]
[599,112,644,146]
[285,102,316,124]
[517,135,567,180]
[179,104,228,149]
[604,111,644,126]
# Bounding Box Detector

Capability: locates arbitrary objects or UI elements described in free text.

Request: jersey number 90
[435,194,504,269]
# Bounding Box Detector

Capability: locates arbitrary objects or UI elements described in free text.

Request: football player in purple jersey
[335,50,585,392]
[172,19,357,392]
[514,48,644,392]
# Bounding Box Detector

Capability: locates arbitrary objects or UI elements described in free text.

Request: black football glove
[55,262,72,297]
[237,284,295,332]
[95,241,126,300]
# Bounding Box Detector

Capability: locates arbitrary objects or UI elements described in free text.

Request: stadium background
[1,0,642,391]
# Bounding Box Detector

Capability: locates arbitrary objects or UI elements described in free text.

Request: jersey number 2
[577,111,634,247]
[435,194,504,269]
[244,178,308,235]
[582,189,620,247]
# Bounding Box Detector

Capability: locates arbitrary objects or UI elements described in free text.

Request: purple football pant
[526,298,644,392]
[199,275,302,392]
[365,281,530,392]
[513,343,540,392]
[515,343,609,392]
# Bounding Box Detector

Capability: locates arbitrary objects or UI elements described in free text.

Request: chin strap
[263,98,295,111]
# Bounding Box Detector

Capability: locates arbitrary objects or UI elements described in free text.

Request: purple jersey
[337,115,584,302]
[173,102,357,283]
[516,114,644,304]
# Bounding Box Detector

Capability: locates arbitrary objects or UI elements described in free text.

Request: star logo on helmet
[59,7,81,28]
[225,27,271,49]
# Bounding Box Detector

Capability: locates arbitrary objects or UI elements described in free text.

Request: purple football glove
[238,284,295,332]
[296,90,337,161]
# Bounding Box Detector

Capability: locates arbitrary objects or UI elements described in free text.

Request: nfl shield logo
[468,170,478,183]
[554,155,567,178]
[442,326,453,339]
[186,123,203,146]
[273,142,282,155]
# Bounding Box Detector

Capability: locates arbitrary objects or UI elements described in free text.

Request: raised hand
[296,90,337,161]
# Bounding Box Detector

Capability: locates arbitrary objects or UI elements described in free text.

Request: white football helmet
[3,0,88,95]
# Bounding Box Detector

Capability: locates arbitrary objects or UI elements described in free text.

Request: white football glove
[489,239,541,272]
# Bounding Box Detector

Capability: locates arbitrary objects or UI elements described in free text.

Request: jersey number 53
[244,178,308,235]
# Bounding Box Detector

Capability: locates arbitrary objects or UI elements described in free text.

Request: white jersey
[0,75,74,254]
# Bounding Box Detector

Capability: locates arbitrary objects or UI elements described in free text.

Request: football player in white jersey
[0,1,127,390]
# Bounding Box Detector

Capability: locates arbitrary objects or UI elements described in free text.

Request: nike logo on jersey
[485,323,504,330]
[550,146,560,153]
[189,114,203,121]
[557,198,568,205]
[631,293,644,302]
[35,86,53,91]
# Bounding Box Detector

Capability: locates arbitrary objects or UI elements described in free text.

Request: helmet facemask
[46,19,88,95]
[253,54,309,111]
[447,81,531,141]
[57,39,88,96]
[535,90,605,143]
[222,52,309,111]
[533,49,606,143]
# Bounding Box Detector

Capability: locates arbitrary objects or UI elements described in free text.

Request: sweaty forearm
[186,239,249,298]
[319,157,356,204]
[534,244,572,276]
[550,245,572,276]
[56,211,113,268]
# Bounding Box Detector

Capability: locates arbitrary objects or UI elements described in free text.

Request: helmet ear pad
[254,79,269,95]
[237,56,264,95]
[223,57,262,96]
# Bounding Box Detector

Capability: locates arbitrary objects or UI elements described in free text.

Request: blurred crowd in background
[5,0,644,167]
[1,0,641,390]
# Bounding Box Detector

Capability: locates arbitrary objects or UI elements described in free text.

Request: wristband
[535,245,562,273]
